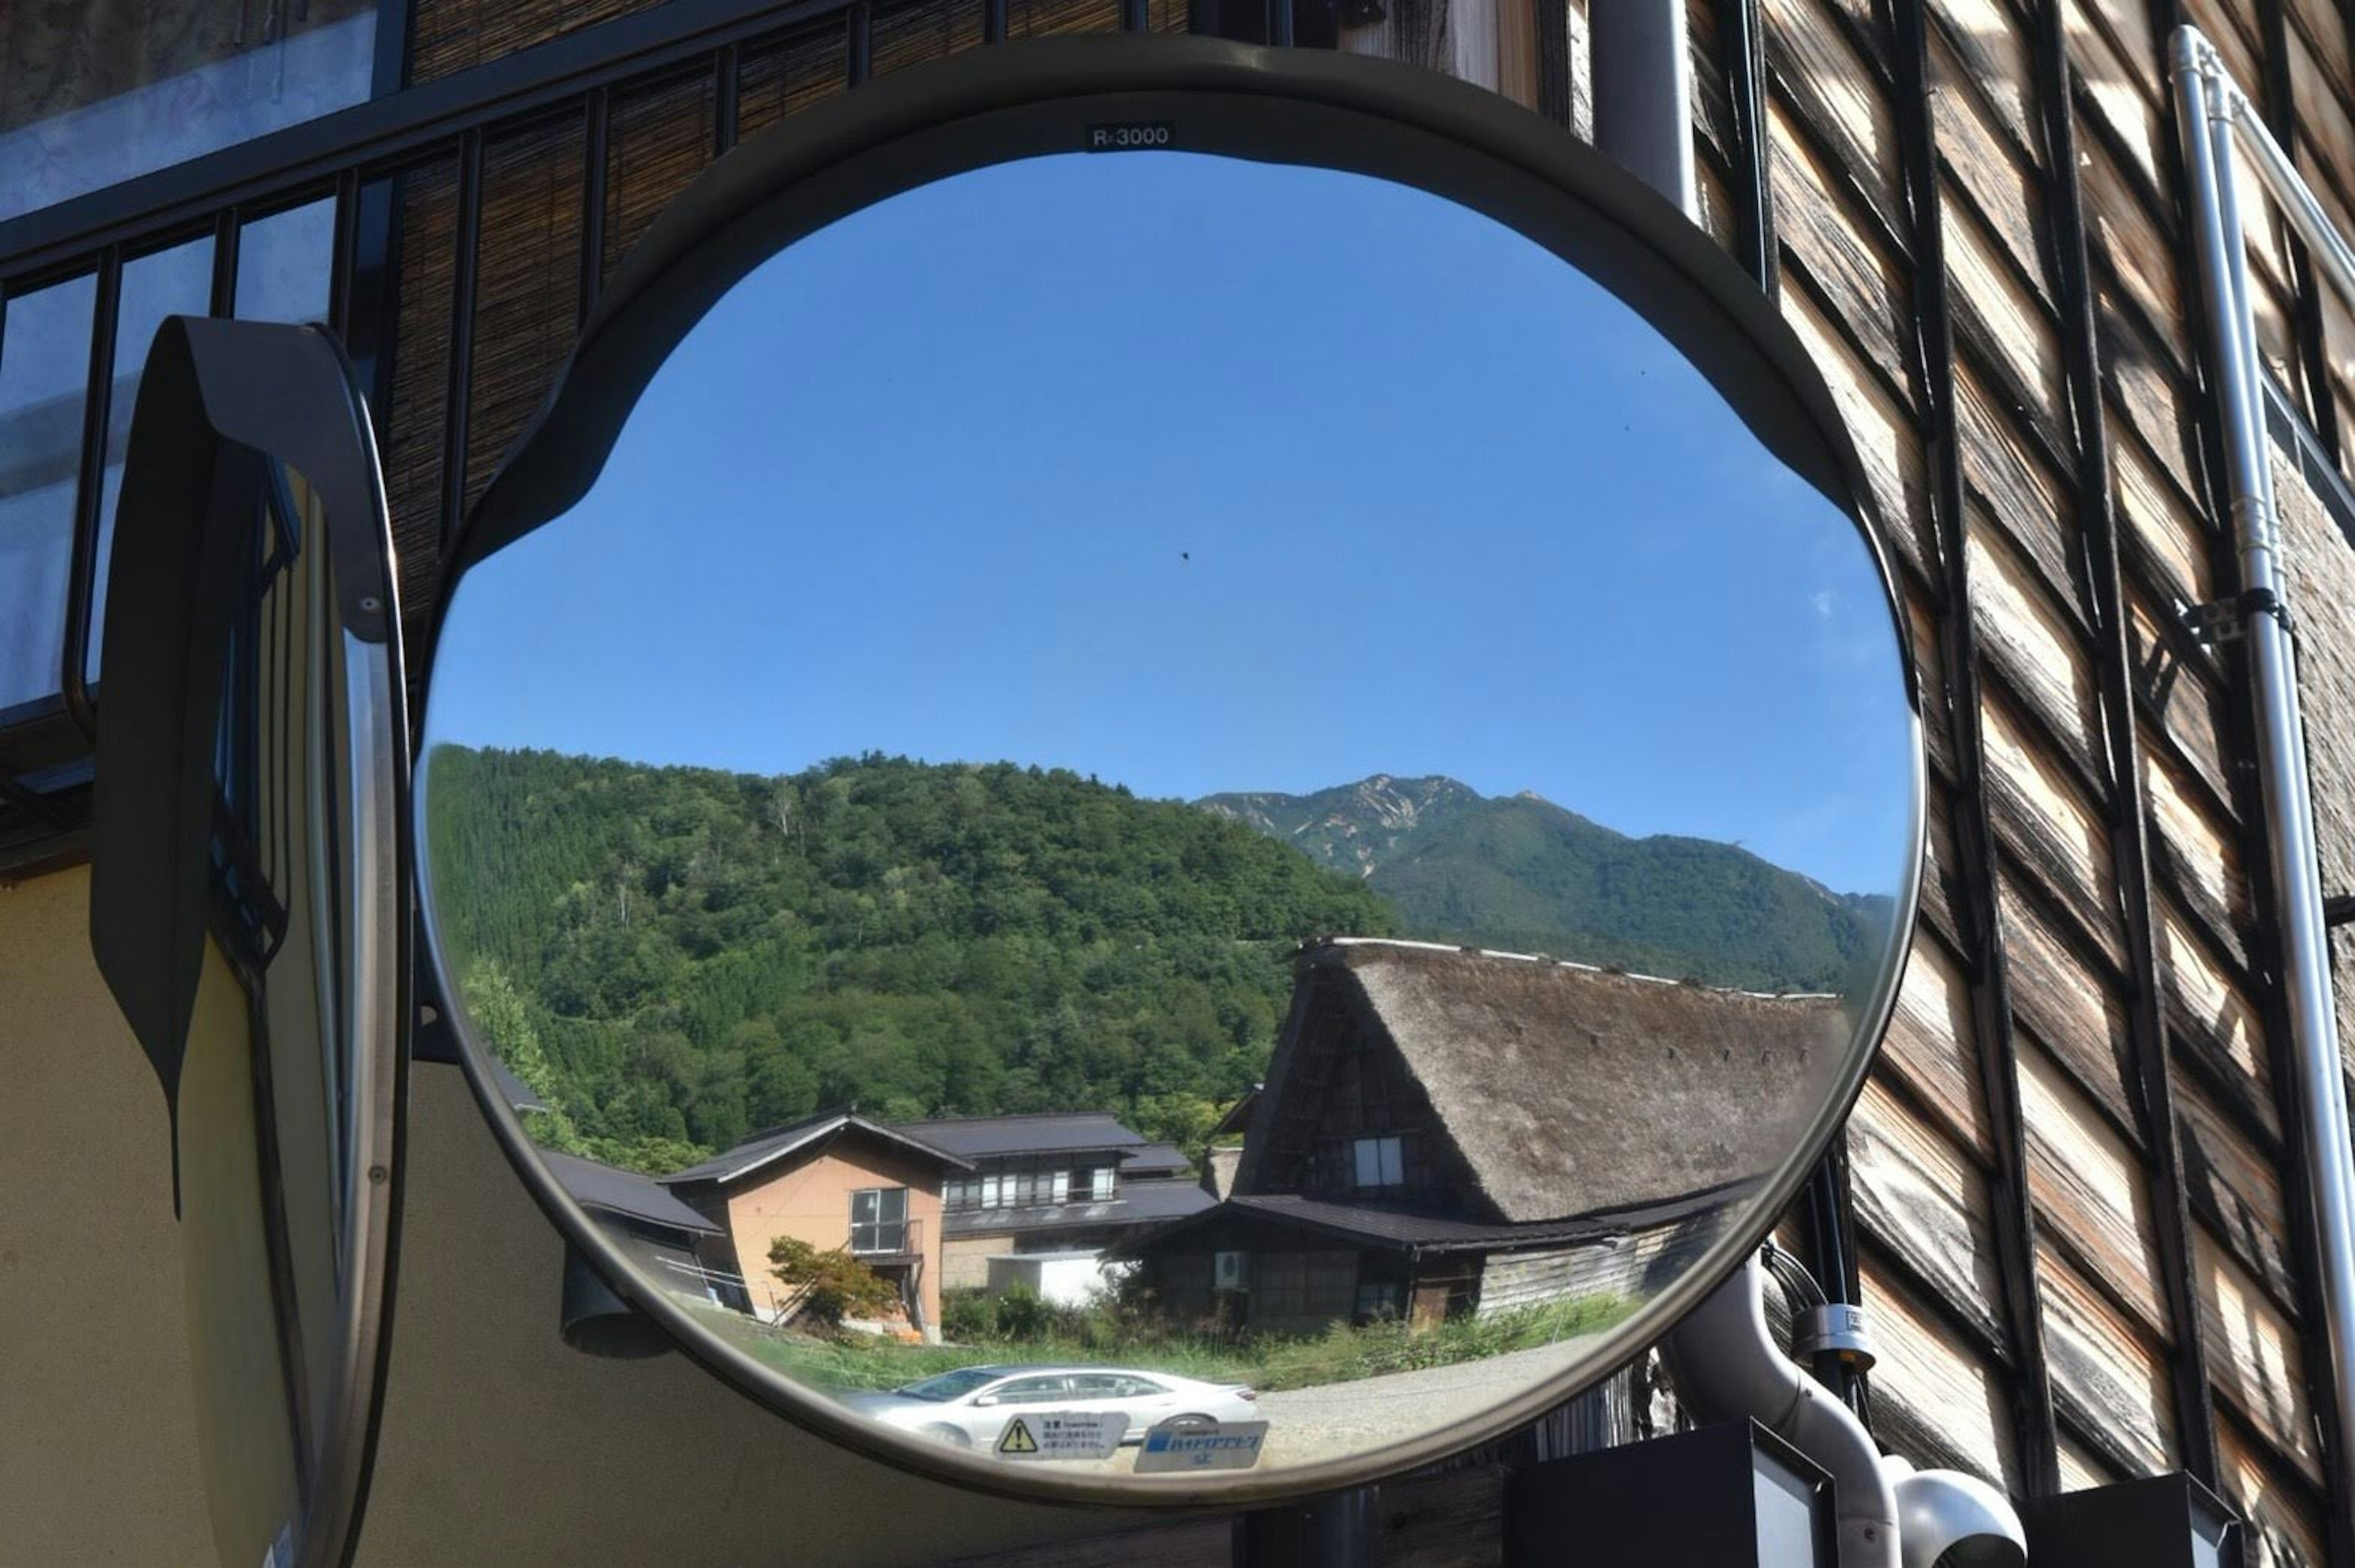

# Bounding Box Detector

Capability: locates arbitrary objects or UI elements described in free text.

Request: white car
[844,1364,1259,1450]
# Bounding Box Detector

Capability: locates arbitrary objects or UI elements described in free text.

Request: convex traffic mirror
[416,37,1924,1504]
[90,318,406,1568]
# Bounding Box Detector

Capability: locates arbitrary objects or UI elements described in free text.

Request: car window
[897,1367,1001,1402]
[991,1376,1070,1403]
[1117,1376,1167,1398]
[1066,1374,1129,1398]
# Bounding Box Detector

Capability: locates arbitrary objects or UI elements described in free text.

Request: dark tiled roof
[941,1176,1214,1236]
[889,1111,1149,1160]
[544,1149,724,1236]
[1122,1186,1740,1257]
[659,1109,973,1187]
[485,1054,549,1114]
[1122,1143,1192,1177]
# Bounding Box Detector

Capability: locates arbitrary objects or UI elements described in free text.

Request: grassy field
[689,1292,1632,1397]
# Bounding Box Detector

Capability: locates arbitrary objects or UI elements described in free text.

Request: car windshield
[894,1368,1005,1402]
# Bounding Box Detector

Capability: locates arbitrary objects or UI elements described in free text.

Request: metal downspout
[2171,25,2355,1516]
[1663,1257,1901,1568]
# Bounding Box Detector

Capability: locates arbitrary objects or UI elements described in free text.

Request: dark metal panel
[1888,0,2062,1497]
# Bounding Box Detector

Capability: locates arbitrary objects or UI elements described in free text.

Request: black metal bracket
[2178,587,2296,644]
[2325,894,2355,928]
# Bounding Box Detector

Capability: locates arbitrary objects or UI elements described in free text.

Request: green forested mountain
[1198,774,1889,992]
[424,749,1396,1174]
[427,751,1883,1177]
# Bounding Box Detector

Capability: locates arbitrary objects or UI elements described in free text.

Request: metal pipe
[2172,23,2355,1515]
[1663,1256,1899,1568]
[1589,0,1695,218]
[2227,84,2355,316]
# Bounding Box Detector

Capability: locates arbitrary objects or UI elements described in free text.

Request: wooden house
[661,1109,971,1334]
[9,0,2355,1560]
[890,1111,1213,1294]
[1127,939,1846,1331]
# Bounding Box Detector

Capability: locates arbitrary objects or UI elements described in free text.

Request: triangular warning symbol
[998,1418,1039,1455]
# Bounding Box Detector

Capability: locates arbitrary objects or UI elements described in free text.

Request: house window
[979,1174,1003,1209]
[943,1178,971,1210]
[1356,1280,1403,1322]
[1352,1135,1403,1190]
[1090,1166,1117,1201]
[1047,1170,1071,1204]
[0,1,385,226]
[849,1187,908,1252]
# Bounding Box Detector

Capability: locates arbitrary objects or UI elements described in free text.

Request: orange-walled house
[659,1111,971,1337]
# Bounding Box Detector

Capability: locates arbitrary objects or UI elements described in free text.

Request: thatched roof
[1254,939,1852,1225]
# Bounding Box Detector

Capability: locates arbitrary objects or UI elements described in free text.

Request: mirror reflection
[185,458,390,1559]
[420,148,1915,1481]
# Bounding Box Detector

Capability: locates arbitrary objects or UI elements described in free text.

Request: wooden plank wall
[370,0,2355,1560]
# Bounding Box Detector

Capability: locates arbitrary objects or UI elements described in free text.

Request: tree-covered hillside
[1200,774,1889,992]
[425,749,1396,1174]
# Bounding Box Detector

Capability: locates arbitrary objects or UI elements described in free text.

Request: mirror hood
[415,34,1924,1507]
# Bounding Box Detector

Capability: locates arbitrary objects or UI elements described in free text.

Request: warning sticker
[993,1410,1128,1461]
[1133,1419,1270,1473]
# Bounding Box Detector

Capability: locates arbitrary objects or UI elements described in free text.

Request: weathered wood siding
[372,0,2355,1558]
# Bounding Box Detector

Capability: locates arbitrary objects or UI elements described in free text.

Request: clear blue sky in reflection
[429,151,1914,894]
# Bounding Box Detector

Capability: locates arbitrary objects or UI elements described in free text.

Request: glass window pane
[1352,1139,1379,1189]
[236,199,337,326]
[1380,1136,1402,1187]
[0,4,378,224]
[0,273,97,714]
[87,237,215,685]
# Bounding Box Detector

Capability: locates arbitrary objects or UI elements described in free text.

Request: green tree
[459,957,586,1152]
[768,1236,902,1329]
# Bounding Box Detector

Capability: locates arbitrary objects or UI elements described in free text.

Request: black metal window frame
[0,0,1188,878]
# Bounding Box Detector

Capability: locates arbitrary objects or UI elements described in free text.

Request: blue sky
[428,151,1915,895]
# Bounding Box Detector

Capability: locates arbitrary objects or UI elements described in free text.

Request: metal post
[1588,0,1694,218]
[2172,24,2355,1518]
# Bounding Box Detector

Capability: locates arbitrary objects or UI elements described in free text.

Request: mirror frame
[415,33,1926,1507]
[92,314,409,1568]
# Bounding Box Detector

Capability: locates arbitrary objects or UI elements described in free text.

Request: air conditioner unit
[1214,1250,1247,1290]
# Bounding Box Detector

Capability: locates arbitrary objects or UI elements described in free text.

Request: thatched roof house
[1239,938,1852,1223]
[1128,939,1854,1333]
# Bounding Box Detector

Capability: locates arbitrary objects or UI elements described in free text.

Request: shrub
[941,1287,995,1342]
[768,1236,901,1329]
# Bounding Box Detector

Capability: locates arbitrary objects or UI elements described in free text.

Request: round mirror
[415,40,1921,1502]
